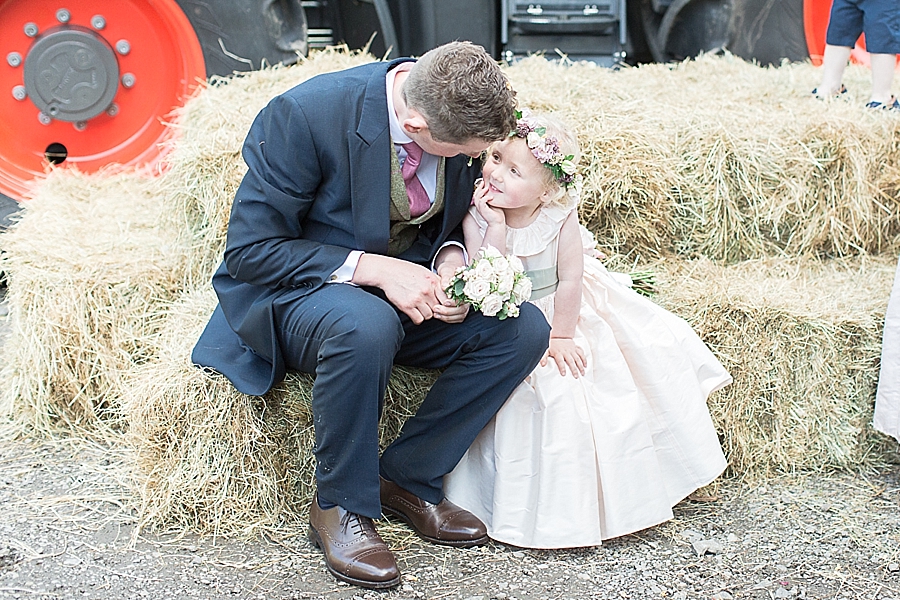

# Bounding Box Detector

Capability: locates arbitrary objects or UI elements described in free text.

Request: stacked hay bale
[657,256,896,474]
[123,287,317,534]
[1,49,897,534]
[0,171,186,433]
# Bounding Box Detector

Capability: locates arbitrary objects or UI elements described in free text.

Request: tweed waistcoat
[388,144,446,256]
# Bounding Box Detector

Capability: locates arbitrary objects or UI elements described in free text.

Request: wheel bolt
[115,40,130,56]
[91,15,106,30]
[74,121,87,131]
[6,52,22,68]
[24,22,39,37]
[56,8,71,24]
[106,103,119,117]
[38,112,52,126]
[121,73,136,88]
[12,85,26,101]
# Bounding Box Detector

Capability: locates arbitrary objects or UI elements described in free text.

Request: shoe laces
[340,511,375,537]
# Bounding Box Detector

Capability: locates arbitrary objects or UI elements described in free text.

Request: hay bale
[657,255,897,474]
[0,170,187,433]
[122,255,896,532]
[123,287,438,533]
[150,51,900,273]
[119,53,900,300]
[504,54,900,261]
[122,287,312,533]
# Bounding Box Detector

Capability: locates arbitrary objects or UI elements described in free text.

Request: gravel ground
[0,434,899,600]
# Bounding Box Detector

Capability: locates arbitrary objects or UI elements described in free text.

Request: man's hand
[353,254,443,324]
[433,261,470,323]
[540,337,587,378]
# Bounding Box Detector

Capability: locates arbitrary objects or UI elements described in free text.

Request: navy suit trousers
[273,283,550,519]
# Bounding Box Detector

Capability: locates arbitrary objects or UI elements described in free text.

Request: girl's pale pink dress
[444,205,732,549]
[874,256,900,443]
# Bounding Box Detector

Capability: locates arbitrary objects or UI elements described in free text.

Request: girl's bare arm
[543,210,586,377]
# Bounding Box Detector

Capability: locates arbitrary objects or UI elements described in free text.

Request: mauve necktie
[401,141,431,217]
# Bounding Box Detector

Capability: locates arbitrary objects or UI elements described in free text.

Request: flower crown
[511,111,578,189]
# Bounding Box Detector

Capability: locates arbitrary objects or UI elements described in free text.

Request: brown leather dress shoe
[308,495,400,589]
[380,476,488,547]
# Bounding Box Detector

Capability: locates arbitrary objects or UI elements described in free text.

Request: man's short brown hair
[402,41,517,144]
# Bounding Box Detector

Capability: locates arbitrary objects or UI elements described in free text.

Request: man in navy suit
[193,42,549,588]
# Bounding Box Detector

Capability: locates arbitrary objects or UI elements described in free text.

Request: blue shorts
[826,0,900,54]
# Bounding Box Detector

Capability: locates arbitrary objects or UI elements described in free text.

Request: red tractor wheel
[0,0,207,203]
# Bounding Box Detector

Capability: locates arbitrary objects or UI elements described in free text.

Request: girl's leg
[870,53,897,105]
[817,44,853,96]
[818,0,862,96]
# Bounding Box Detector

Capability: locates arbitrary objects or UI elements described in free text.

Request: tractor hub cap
[22,25,119,123]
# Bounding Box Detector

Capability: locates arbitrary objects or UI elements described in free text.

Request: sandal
[865,96,900,110]
[812,84,848,99]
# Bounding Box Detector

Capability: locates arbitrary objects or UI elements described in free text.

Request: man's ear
[402,109,429,136]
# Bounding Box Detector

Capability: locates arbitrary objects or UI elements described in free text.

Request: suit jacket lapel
[349,59,414,255]
[439,156,475,233]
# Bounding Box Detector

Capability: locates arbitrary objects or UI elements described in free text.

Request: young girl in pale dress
[443,112,733,549]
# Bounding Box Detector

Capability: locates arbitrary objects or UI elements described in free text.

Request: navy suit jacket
[192,59,482,395]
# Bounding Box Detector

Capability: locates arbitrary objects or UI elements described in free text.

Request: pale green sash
[527,266,558,301]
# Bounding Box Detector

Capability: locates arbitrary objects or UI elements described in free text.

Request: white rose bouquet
[445,246,532,319]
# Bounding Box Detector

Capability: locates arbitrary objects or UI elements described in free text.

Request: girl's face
[481,138,550,214]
